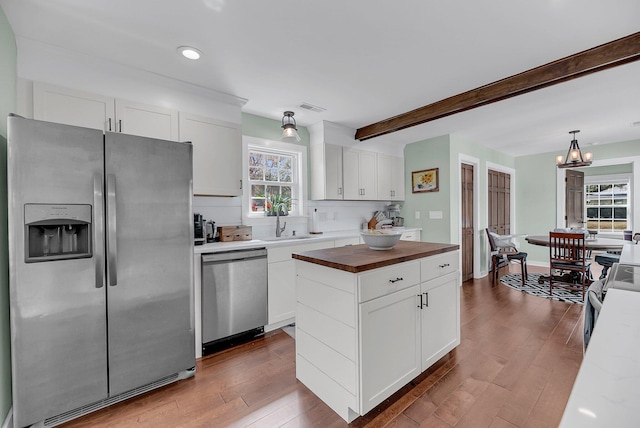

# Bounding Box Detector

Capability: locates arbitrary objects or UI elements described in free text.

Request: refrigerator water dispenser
[25,204,92,262]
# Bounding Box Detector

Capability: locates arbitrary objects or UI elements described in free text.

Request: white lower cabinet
[420,272,460,370]
[266,240,335,327]
[295,250,460,422]
[360,285,421,414]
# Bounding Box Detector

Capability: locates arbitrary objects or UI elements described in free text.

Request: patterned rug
[499,273,585,305]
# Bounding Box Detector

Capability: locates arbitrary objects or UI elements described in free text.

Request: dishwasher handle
[202,248,267,264]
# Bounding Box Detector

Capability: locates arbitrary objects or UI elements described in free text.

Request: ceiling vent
[299,102,326,113]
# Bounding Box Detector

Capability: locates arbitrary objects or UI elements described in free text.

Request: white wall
[194,197,387,239]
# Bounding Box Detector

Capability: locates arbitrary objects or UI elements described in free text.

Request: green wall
[241,112,311,194]
[403,135,452,243]
[516,138,640,262]
[403,133,517,270]
[0,5,16,422]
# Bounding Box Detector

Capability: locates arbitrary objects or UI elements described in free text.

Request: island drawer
[358,261,420,303]
[420,251,458,282]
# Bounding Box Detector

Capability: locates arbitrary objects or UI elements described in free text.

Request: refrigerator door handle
[107,174,118,287]
[94,174,104,288]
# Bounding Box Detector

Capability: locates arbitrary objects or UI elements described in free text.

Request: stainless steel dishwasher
[201,248,268,354]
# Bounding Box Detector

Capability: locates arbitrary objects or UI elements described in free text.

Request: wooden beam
[355,32,640,141]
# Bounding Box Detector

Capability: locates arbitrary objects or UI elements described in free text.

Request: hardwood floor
[61,265,585,428]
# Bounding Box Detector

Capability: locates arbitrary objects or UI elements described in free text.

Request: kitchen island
[292,241,460,422]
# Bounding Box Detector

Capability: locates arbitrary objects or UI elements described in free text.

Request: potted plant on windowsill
[266,194,293,216]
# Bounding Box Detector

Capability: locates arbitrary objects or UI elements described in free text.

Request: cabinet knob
[389,277,403,284]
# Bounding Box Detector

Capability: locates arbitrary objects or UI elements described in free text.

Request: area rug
[499,273,585,305]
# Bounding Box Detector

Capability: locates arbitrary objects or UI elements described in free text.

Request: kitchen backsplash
[193,196,389,239]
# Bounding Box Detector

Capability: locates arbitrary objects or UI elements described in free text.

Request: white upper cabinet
[343,148,377,200]
[34,82,115,131]
[179,112,242,197]
[309,121,405,201]
[391,156,405,201]
[377,153,405,201]
[311,143,343,200]
[33,82,178,141]
[114,99,178,141]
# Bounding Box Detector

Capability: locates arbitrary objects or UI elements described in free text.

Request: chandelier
[556,130,592,168]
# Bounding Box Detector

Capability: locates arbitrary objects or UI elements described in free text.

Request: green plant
[266,193,294,215]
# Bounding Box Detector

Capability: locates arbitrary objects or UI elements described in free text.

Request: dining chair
[594,232,639,279]
[486,228,528,285]
[549,231,591,300]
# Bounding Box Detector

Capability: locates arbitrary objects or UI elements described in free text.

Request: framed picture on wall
[412,168,439,193]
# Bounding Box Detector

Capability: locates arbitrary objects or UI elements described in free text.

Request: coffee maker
[385,204,404,227]
[194,213,205,245]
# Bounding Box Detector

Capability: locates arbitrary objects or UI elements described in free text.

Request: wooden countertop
[292,241,459,273]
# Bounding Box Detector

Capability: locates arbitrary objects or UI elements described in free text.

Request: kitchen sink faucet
[276,212,286,237]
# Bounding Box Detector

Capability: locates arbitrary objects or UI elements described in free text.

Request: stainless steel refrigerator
[7,115,195,427]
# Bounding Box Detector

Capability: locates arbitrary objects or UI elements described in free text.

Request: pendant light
[556,130,593,168]
[281,111,301,143]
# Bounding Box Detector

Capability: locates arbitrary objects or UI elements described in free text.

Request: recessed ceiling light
[177,46,202,60]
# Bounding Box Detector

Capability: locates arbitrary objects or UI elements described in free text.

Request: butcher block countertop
[292,241,459,273]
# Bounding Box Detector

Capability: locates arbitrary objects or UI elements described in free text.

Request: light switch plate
[429,211,443,219]
[415,211,420,219]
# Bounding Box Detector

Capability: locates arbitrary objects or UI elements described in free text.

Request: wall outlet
[415,211,420,219]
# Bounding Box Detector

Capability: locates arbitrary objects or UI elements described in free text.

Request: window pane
[586,199,599,206]
[586,220,598,229]
[265,155,278,168]
[613,220,627,230]
[281,186,292,199]
[251,185,265,198]
[248,152,264,167]
[600,220,613,231]
[265,167,278,182]
[614,207,627,219]
[600,207,612,219]
[266,185,279,196]
[249,167,263,181]
[279,169,292,182]
[600,198,612,206]
[585,185,599,193]
[586,207,598,218]
[251,198,265,213]
[279,156,292,169]
[614,198,627,205]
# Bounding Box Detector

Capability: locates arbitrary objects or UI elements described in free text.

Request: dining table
[525,235,629,284]
[525,235,629,252]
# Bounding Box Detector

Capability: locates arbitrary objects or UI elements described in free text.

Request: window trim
[584,173,632,234]
[242,136,307,226]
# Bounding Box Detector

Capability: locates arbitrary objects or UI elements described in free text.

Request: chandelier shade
[556,130,592,168]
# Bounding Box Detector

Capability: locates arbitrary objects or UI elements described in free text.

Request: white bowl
[361,230,402,250]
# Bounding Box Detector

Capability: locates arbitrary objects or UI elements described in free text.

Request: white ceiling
[2,0,640,156]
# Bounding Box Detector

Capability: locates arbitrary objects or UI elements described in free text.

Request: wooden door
[488,170,511,235]
[461,163,474,282]
[565,170,585,228]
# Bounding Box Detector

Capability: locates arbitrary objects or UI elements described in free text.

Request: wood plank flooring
[61,265,586,428]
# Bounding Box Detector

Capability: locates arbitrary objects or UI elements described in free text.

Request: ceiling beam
[355,32,640,141]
